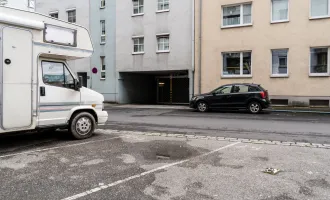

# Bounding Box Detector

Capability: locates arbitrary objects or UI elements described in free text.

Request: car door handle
[226,95,232,98]
[40,86,46,96]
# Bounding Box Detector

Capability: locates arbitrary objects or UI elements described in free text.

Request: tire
[69,112,96,140]
[248,101,262,114]
[197,101,209,112]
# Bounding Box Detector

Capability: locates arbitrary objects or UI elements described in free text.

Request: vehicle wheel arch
[68,107,98,124]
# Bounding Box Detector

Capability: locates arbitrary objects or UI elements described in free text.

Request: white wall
[4,0,35,11]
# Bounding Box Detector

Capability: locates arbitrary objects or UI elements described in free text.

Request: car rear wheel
[197,101,209,112]
[248,102,261,114]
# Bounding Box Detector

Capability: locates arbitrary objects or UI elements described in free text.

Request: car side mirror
[74,76,82,91]
[212,92,216,96]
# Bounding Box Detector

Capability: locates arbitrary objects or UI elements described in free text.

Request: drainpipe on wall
[198,0,202,94]
[191,0,195,97]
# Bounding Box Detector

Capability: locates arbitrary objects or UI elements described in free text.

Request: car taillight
[260,91,266,99]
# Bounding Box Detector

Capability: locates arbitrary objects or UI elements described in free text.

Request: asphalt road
[103,107,330,144]
[0,131,329,200]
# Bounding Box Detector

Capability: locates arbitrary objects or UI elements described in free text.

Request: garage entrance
[157,75,189,104]
[119,71,190,104]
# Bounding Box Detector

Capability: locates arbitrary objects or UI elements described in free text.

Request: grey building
[36,0,92,88]
[36,0,117,102]
[116,0,194,104]
[89,0,117,102]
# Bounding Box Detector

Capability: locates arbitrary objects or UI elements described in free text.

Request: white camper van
[0,6,108,139]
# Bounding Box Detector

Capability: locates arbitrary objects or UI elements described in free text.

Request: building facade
[3,0,35,11]
[116,0,194,104]
[90,0,117,102]
[36,0,91,88]
[195,0,330,107]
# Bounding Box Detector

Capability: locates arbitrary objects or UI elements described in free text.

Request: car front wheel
[70,112,96,139]
[248,102,262,114]
[197,101,209,112]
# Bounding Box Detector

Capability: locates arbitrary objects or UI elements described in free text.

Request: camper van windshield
[42,61,75,89]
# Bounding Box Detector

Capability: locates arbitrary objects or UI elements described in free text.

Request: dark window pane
[243,52,251,75]
[310,48,328,73]
[223,53,240,75]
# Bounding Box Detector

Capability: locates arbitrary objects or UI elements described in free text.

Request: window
[311,0,329,18]
[101,0,106,8]
[271,0,289,22]
[49,12,59,19]
[157,35,170,52]
[158,0,169,11]
[133,37,144,53]
[222,3,252,27]
[100,20,106,44]
[100,56,106,79]
[213,85,232,94]
[133,0,144,15]
[42,61,75,89]
[310,48,329,75]
[222,52,252,77]
[272,49,288,76]
[67,9,76,23]
[232,85,249,93]
[28,0,35,9]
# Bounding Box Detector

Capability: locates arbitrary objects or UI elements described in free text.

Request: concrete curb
[267,109,330,114]
[98,129,330,149]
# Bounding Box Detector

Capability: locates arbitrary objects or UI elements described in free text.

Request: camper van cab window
[42,61,75,89]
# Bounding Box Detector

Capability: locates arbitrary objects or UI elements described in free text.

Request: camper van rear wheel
[70,112,96,139]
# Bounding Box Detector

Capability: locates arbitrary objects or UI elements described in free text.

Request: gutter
[191,0,195,96]
[198,0,202,94]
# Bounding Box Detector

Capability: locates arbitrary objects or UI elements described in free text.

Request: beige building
[195,0,330,107]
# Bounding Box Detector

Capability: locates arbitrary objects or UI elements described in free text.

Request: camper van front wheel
[70,112,96,139]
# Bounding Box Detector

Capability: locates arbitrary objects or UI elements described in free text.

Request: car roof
[223,83,261,87]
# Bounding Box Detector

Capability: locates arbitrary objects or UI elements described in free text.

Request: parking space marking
[0,136,121,159]
[62,142,240,200]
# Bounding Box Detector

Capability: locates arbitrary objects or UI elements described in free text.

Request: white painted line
[0,136,121,159]
[62,142,240,200]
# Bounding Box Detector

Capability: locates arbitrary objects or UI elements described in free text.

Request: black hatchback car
[190,83,271,113]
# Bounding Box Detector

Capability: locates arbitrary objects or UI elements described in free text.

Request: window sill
[132,13,144,17]
[132,52,145,55]
[156,50,170,54]
[221,75,252,79]
[100,78,106,80]
[271,20,289,24]
[221,23,253,29]
[309,73,329,77]
[100,42,106,45]
[100,6,105,9]
[156,9,170,13]
[310,15,330,20]
[270,74,289,78]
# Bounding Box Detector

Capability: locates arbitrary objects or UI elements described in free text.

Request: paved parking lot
[0,129,329,200]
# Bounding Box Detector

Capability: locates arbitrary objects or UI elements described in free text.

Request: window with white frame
[222,52,252,76]
[271,0,289,22]
[101,0,106,8]
[310,47,329,75]
[133,37,144,53]
[49,12,59,19]
[272,49,288,76]
[222,3,252,27]
[158,0,169,11]
[311,0,329,18]
[67,9,76,23]
[101,56,106,79]
[133,0,144,15]
[28,0,35,9]
[100,20,106,44]
[157,35,170,52]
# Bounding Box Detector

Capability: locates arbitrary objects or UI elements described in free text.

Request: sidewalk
[105,103,330,114]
